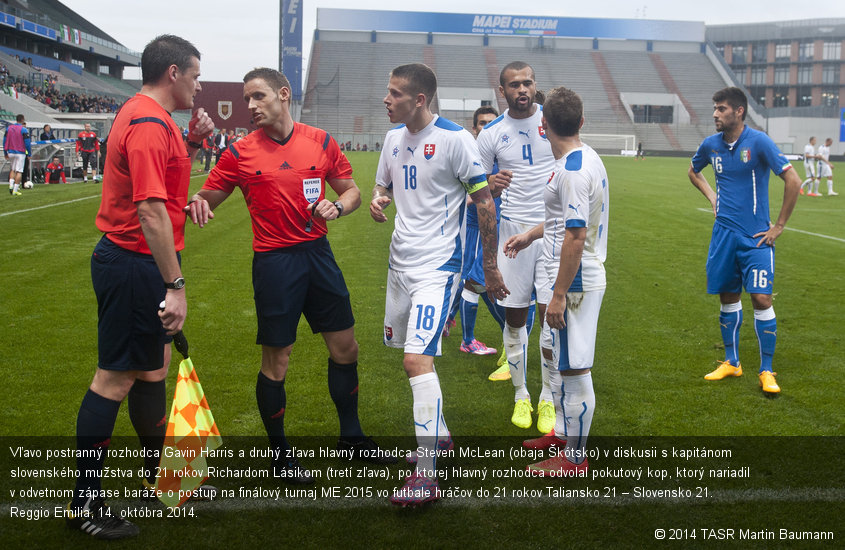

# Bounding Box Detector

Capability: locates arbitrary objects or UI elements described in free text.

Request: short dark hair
[499,61,534,86]
[390,64,437,106]
[15,114,24,123]
[141,34,201,85]
[543,87,583,137]
[534,89,546,106]
[712,87,747,121]
[243,67,290,92]
[473,106,498,128]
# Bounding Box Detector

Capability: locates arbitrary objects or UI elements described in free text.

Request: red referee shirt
[96,94,192,254]
[203,123,352,252]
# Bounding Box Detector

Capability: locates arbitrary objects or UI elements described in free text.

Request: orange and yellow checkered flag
[155,332,221,507]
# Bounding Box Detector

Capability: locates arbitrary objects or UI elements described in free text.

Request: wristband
[186,140,203,149]
[333,201,344,217]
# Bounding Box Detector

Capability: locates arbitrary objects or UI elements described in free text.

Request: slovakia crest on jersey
[424,144,436,160]
[538,125,546,139]
[740,148,751,163]
[384,326,393,341]
[302,177,321,204]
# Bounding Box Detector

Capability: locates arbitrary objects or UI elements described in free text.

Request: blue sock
[256,372,289,456]
[479,291,506,331]
[73,389,121,507]
[719,302,743,367]
[128,379,167,484]
[526,302,537,336]
[460,289,479,344]
[447,280,464,322]
[327,358,364,438]
[754,308,777,372]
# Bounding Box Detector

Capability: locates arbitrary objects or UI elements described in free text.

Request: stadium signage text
[471,15,559,34]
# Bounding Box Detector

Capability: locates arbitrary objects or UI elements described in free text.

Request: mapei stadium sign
[317,8,705,42]
[471,15,558,35]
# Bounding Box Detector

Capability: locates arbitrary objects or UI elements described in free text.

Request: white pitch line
[695,208,845,243]
[0,174,208,219]
[0,195,99,218]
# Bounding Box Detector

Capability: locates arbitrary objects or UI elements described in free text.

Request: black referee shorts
[252,237,354,348]
[91,236,175,371]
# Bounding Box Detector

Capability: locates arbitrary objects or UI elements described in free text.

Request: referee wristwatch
[333,201,344,217]
[165,277,186,290]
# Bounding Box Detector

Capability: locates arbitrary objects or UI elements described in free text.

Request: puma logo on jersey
[413,333,428,346]
[407,146,417,156]
[568,203,581,215]
[518,130,531,139]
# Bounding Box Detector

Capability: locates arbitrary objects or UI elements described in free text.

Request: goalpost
[581,134,637,156]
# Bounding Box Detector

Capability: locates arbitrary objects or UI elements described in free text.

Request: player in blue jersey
[451,106,506,356]
[370,63,507,506]
[688,87,801,394]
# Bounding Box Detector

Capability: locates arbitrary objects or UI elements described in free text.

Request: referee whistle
[305,203,315,232]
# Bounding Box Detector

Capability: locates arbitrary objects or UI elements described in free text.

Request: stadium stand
[301,31,731,154]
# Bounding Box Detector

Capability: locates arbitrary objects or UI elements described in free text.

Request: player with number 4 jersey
[476,61,556,432]
[688,87,801,395]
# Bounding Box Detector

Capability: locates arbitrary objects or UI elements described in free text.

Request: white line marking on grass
[0,195,99,217]
[0,174,207,219]
[695,208,845,243]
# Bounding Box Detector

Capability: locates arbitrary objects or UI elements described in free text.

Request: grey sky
[59,0,845,82]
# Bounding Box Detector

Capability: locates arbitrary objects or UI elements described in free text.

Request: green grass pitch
[1,153,842,547]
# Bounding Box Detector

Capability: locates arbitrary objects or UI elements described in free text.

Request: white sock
[409,372,447,477]
[504,322,529,401]
[562,372,595,465]
[539,354,554,403]
[548,367,566,438]
[812,180,819,194]
[461,287,479,304]
[13,183,19,192]
[828,180,835,194]
[8,180,13,189]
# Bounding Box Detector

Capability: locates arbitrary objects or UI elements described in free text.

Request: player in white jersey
[801,137,821,196]
[370,63,507,507]
[818,137,837,196]
[476,61,557,432]
[503,87,609,475]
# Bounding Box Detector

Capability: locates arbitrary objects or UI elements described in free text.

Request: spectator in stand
[46,156,67,184]
[40,124,55,141]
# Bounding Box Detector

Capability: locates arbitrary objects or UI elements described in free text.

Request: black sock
[328,358,364,439]
[256,372,289,458]
[73,389,121,507]
[128,379,167,484]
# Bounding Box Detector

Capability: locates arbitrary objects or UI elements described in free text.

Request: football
[22,181,33,189]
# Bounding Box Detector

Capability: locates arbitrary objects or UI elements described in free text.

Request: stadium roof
[2,0,123,45]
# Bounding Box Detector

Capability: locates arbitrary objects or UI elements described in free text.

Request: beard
[507,95,533,115]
